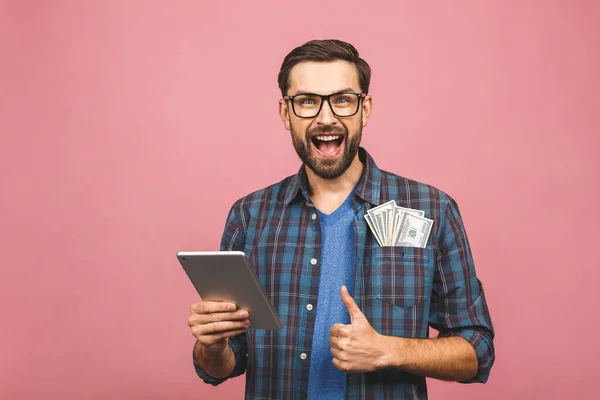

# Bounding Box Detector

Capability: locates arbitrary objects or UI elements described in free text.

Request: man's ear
[361,95,372,127]
[279,99,291,131]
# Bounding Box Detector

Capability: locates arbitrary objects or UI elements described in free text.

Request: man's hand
[188,300,250,354]
[329,286,391,373]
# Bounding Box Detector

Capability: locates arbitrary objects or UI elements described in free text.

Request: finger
[332,357,349,372]
[191,301,237,314]
[329,323,345,337]
[197,327,248,345]
[330,323,351,337]
[329,347,345,361]
[333,324,352,338]
[192,320,250,336]
[217,327,248,339]
[204,327,249,340]
[340,286,362,322]
[188,310,250,327]
[328,336,341,350]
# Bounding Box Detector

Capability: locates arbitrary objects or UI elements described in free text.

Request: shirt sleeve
[428,196,495,383]
[193,202,250,385]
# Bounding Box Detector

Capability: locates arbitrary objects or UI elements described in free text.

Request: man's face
[279,61,372,179]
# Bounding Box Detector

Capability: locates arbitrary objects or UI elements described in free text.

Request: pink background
[1,1,599,399]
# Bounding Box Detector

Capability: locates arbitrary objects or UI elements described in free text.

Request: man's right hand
[188,300,251,354]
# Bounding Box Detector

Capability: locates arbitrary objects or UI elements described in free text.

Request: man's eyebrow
[289,88,359,96]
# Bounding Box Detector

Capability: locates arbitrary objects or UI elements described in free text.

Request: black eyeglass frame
[283,92,366,119]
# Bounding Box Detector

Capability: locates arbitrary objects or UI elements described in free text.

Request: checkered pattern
[193,148,495,399]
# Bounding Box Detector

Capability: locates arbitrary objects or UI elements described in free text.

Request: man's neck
[306,154,363,215]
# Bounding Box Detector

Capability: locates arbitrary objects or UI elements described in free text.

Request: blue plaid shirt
[194,148,495,399]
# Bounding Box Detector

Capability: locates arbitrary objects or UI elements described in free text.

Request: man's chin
[308,160,347,180]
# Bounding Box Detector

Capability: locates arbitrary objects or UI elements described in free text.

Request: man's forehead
[287,60,360,95]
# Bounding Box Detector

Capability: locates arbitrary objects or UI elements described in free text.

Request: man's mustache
[307,126,347,137]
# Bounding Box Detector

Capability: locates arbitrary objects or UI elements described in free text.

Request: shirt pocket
[374,245,434,309]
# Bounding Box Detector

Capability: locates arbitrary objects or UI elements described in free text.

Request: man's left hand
[329,286,391,373]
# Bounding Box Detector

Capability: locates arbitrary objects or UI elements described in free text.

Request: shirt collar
[284,147,382,207]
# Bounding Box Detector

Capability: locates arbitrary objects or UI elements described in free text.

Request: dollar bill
[391,207,424,245]
[394,212,433,248]
[367,200,396,245]
[366,201,430,246]
[364,214,383,246]
[396,206,424,218]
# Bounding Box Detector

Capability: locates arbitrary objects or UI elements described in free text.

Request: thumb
[340,285,363,323]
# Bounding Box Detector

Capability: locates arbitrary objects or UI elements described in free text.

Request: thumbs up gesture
[329,286,391,373]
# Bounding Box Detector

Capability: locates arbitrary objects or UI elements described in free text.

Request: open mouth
[310,134,344,156]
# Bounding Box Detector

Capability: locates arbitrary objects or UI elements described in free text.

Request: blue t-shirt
[307,194,356,399]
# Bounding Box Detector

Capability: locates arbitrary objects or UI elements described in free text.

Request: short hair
[277,39,371,96]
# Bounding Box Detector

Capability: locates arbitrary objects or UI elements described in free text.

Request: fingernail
[227,304,235,311]
[239,311,248,318]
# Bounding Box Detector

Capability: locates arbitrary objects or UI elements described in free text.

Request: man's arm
[329,286,483,382]
[427,196,495,382]
[380,335,478,381]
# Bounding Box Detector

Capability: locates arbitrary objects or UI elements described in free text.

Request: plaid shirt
[194,148,495,399]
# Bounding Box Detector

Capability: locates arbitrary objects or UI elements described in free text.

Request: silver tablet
[177,251,282,330]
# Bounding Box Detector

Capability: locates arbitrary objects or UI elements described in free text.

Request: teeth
[314,135,340,141]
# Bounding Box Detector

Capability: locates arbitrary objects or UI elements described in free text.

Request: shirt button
[306,304,313,311]
[310,258,317,265]
[300,353,307,360]
[311,213,317,220]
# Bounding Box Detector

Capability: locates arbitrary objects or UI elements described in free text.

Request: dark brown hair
[277,39,371,96]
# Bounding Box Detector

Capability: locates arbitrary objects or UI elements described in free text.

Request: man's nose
[314,99,337,125]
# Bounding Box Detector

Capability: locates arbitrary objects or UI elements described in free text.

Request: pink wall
[1,1,599,399]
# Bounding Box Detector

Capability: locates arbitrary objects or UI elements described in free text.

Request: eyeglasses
[283,92,366,118]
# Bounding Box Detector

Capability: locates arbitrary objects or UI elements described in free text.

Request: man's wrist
[198,340,229,361]
[196,340,235,379]
[377,335,406,369]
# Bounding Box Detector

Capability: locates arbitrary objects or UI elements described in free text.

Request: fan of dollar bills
[364,200,433,248]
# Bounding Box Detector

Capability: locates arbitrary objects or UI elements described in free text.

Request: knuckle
[219,329,236,339]
[191,302,205,314]
[191,326,202,338]
[231,321,244,330]
[220,330,232,339]
[188,313,202,326]
[214,322,227,332]
[222,329,234,338]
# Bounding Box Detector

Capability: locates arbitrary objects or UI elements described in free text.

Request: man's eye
[297,97,319,106]
[334,96,351,104]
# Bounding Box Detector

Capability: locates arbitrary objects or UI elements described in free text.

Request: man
[187,39,495,399]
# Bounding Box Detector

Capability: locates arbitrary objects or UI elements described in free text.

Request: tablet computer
[177,251,282,330]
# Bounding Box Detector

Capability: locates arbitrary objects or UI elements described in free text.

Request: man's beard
[291,124,362,180]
